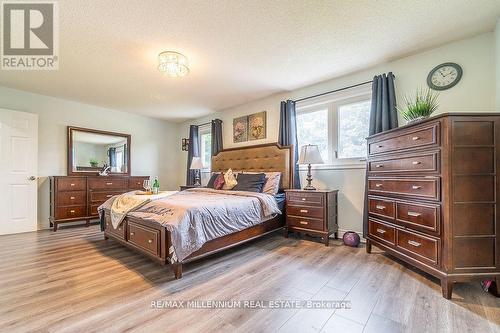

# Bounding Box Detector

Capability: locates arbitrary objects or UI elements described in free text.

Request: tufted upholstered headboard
[211,143,295,190]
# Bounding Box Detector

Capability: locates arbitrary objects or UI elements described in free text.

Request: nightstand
[179,185,202,191]
[284,189,338,246]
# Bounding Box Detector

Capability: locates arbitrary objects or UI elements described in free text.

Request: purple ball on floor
[343,231,360,247]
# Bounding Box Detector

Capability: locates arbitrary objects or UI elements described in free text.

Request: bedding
[99,187,281,262]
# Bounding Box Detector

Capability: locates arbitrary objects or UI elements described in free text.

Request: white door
[0,109,38,235]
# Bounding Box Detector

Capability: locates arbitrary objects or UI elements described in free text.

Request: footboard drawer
[128,222,160,256]
[105,219,126,240]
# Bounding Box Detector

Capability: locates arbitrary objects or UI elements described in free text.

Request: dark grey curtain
[123,144,128,172]
[211,119,223,156]
[363,72,398,237]
[108,148,116,167]
[186,125,200,185]
[278,100,301,189]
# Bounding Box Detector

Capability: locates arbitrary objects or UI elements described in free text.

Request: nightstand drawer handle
[299,221,308,225]
[130,232,135,236]
[375,183,383,188]
[375,164,383,168]
[407,211,421,217]
[375,205,386,210]
[70,183,75,186]
[408,240,421,247]
[70,210,75,213]
[70,196,75,200]
[412,161,421,165]
[106,195,113,198]
[299,209,308,213]
[148,239,153,244]
[412,136,420,141]
[376,228,386,234]
[412,185,421,190]
[106,182,113,185]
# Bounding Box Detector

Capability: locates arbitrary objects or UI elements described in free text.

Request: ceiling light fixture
[158,51,189,77]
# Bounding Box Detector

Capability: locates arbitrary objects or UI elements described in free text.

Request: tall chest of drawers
[366,113,500,299]
[49,176,149,231]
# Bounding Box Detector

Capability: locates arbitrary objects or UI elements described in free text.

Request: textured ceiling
[1,0,499,122]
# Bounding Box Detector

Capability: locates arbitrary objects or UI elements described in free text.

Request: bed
[100,143,294,278]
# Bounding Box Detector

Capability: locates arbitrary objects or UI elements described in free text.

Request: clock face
[427,63,462,90]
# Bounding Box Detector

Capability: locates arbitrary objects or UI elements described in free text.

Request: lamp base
[303,163,316,190]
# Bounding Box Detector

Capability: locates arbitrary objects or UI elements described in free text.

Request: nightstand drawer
[287,192,324,206]
[286,205,324,219]
[287,216,324,231]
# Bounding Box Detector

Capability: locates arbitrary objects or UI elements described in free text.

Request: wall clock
[427,62,462,90]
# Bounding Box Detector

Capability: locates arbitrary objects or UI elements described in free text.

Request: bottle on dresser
[152,177,160,194]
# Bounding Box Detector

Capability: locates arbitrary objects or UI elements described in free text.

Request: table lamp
[298,144,324,190]
[190,157,204,186]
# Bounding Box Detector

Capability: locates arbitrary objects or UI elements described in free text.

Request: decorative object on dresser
[189,157,203,186]
[298,144,324,190]
[398,87,439,124]
[284,189,338,246]
[365,113,500,299]
[49,175,149,231]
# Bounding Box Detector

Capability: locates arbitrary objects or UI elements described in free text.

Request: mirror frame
[67,126,131,176]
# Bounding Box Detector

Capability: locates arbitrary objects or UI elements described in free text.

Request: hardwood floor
[0,225,498,333]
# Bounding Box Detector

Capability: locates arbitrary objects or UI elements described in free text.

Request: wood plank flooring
[0,225,498,333]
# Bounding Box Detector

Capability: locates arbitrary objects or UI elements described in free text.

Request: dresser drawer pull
[375,183,383,188]
[407,211,421,217]
[70,183,75,186]
[70,210,75,213]
[106,195,113,198]
[137,182,141,185]
[375,205,386,210]
[376,228,386,234]
[411,136,420,141]
[301,198,306,201]
[412,161,421,165]
[299,209,309,213]
[106,182,113,185]
[130,232,135,236]
[299,221,308,225]
[148,239,153,244]
[408,240,422,247]
[412,185,422,190]
[375,164,383,168]
[70,196,75,200]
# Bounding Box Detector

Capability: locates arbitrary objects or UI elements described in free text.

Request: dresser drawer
[129,177,148,190]
[396,229,439,265]
[396,202,440,235]
[286,205,324,219]
[88,178,127,190]
[287,216,324,231]
[105,219,125,240]
[368,219,395,246]
[55,206,86,220]
[128,222,160,256]
[368,151,439,174]
[368,197,395,220]
[57,191,86,206]
[286,192,324,207]
[90,191,123,202]
[57,178,86,191]
[368,178,440,201]
[368,122,439,155]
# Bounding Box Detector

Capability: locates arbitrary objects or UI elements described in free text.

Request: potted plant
[89,158,99,168]
[399,88,439,124]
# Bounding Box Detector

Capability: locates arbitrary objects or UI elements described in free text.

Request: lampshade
[190,157,204,170]
[158,51,189,77]
[298,145,324,165]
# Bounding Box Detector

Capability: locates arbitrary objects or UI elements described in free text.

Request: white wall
[0,86,179,230]
[496,18,500,109]
[177,32,497,237]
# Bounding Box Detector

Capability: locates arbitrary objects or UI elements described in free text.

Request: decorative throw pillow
[206,173,220,188]
[233,173,267,192]
[241,171,282,195]
[222,169,238,190]
[213,173,225,190]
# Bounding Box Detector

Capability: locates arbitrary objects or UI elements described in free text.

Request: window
[296,88,371,167]
[199,126,212,170]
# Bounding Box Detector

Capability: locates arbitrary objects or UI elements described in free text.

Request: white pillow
[222,169,238,190]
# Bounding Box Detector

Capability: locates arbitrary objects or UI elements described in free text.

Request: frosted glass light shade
[158,51,189,77]
[298,145,324,165]
[190,157,204,169]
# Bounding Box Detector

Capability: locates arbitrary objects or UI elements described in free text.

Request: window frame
[198,124,212,172]
[296,85,371,170]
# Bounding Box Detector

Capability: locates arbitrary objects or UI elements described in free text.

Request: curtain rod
[294,73,395,103]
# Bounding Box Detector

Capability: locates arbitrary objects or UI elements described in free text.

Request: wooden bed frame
[103,143,294,278]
